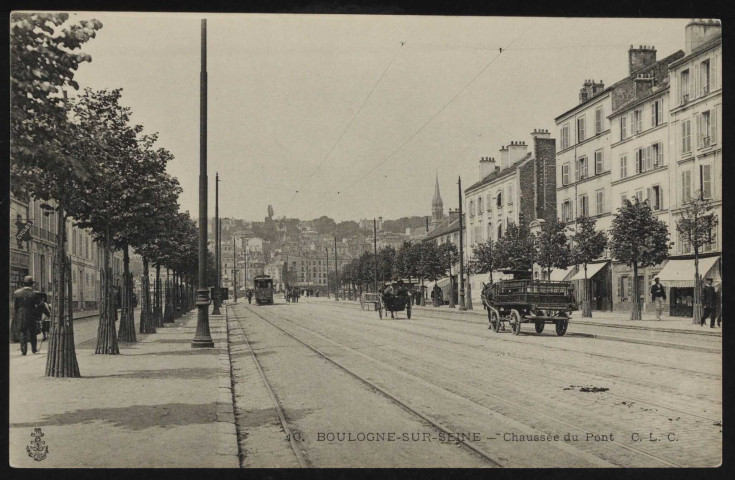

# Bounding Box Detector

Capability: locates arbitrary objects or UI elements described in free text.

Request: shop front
[570,261,612,311]
[657,255,721,317]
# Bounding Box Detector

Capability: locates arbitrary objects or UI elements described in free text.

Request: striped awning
[658,256,720,287]
[571,262,608,281]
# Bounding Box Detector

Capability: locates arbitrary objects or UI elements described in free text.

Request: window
[620,275,629,300]
[577,156,588,181]
[647,185,662,210]
[497,224,503,239]
[594,150,603,174]
[698,111,711,148]
[561,163,570,185]
[681,119,691,154]
[633,109,642,134]
[620,193,628,208]
[508,185,514,205]
[577,116,586,142]
[700,164,712,199]
[469,200,474,217]
[477,196,483,215]
[652,142,663,168]
[561,200,572,222]
[681,170,692,203]
[680,69,690,104]
[595,189,604,215]
[651,99,663,126]
[635,189,644,202]
[620,116,627,140]
[578,194,589,217]
[635,148,644,174]
[595,107,603,134]
[700,59,710,96]
[644,145,653,171]
[496,191,502,208]
[619,154,628,179]
[560,123,570,150]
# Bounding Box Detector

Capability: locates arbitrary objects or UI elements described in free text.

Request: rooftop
[465,152,532,193]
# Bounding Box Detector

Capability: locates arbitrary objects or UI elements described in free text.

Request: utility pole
[233,237,237,303]
[373,218,378,293]
[458,176,466,310]
[334,236,339,301]
[212,172,221,315]
[325,246,330,299]
[193,18,214,348]
[243,237,248,292]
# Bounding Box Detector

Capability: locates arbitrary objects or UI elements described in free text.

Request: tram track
[227,305,310,468]
[248,302,720,467]
[318,299,721,377]
[236,304,505,467]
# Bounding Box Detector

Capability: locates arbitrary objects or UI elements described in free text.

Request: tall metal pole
[212,172,221,314]
[373,218,378,293]
[193,19,214,348]
[233,237,237,303]
[325,246,330,298]
[458,176,466,310]
[334,236,339,301]
[244,237,248,291]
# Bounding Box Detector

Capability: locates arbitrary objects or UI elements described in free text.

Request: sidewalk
[309,297,721,336]
[9,309,239,468]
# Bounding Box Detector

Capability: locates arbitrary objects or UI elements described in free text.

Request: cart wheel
[510,309,521,335]
[407,305,412,319]
[535,321,545,334]
[378,306,383,319]
[555,318,569,336]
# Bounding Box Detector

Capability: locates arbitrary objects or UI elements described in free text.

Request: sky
[66,13,690,222]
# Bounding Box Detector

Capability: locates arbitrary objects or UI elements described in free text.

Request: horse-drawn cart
[378,293,412,319]
[360,292,381,312]
[482,280,576,336]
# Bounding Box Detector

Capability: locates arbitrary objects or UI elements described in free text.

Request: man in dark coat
[13,276,42,355]
[701,278,718,328]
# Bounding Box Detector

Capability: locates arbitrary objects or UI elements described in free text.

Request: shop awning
[658,256,720,287]
[435,276,453,289]
[550,266,576,281]
[570,262,608,281]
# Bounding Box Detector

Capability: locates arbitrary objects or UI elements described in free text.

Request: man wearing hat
[12,275,42,355]
[701,278,718,328]
[649,277,666,320]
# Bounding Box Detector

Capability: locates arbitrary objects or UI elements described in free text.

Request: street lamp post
[458,177,466,310]
[373,218,378,293]
[233,237,237,303]
[334,236,339,301]
[212,172,221,315]
[193,19,214,348]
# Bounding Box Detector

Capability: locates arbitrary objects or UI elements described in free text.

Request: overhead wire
[284,41,405,212]
[298,22,537,220]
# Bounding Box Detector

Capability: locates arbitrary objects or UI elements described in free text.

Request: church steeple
[431,173,444,228]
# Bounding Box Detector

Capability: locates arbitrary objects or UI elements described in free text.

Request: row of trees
[11,13,203,377]
[334,195,716,322]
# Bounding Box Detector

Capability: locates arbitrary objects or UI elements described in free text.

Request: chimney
[530,128,551,139]
[479,156,496,179]
[628,45,657,74]
[499,145,510,170]
[685,19,722,54]
[579,79,605,104]
[507,140,528,165]
[633,72,655,98]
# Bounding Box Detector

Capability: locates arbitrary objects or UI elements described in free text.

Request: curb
[210,310,241,468]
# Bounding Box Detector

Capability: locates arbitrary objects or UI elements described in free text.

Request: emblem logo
[26,428,49,462]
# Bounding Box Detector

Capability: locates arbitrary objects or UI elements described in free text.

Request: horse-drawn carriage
[481,279,576,336]
[363,281,413,319]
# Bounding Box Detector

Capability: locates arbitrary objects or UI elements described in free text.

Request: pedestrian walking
[432,284,441,307]
[650,277,666,320]
[12,276,43,355]
[246,289,253,304]
[701,278,718,328]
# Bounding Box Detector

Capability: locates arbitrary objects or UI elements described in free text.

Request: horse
[480,282,503,331]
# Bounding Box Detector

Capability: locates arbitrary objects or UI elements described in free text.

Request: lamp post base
[192,288,214,348]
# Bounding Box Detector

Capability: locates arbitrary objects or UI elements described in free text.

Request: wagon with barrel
[481,279,576,336]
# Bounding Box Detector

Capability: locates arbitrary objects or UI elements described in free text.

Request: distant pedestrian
[701,278,718,328]
[432,284,441,307]
[650,277,666,320]
[12,276,42,355]
[246,289,253,304]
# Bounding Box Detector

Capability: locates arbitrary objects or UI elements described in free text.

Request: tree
[534,218,572,281]
[495,220,536,272]
[610,198,670,320]
[570,216,608,317]
[377,246,396,284]
[11,13,102,377]
[394,242,420,284]
[471,239,498,284]
[675,194,719,324]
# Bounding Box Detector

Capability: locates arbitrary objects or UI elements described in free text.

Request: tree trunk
[420,278,425,306]
[465,273,473,310]
[630,262,642,320]
[692,250,703,325]
[118,245,137,342]
[163,268,173,323]
[45,207,81,377]
[581,264,592,318]
[96,234,120,354]
[140,257,156,333]
[154,264,163,327]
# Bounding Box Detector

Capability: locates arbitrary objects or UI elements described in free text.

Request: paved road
[228,298,721,468]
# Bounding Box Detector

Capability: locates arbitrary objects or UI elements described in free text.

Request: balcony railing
[702,136,711,148]
[681,94,689,105]
[702,85,710,95]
